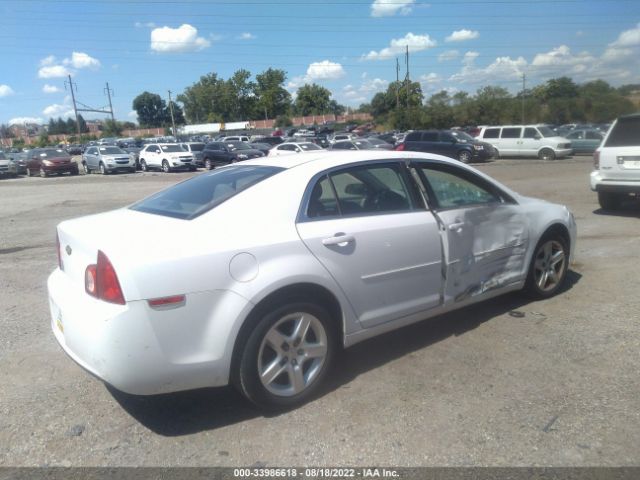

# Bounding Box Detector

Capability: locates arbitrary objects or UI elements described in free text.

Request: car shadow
[108,269,581,436]
[592,198,640,218]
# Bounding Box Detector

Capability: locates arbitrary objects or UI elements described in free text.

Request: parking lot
[1,156,639,467]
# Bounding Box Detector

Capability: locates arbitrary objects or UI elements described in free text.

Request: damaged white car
[49,151,576,409]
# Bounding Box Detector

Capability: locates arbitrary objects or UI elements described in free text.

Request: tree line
[131,68,346,128]
[359,77,639,130]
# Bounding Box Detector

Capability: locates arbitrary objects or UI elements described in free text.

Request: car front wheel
[524,234,569,298]
[140,159,148,172]
[458,150,471,163]
[162,160,170,173]
[538,148,556,160]
[83,163,90,174]
[99,162,107,175]
[205,159,213,170]
[235,301,337,410]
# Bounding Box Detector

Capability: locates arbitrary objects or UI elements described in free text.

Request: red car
[25,148,79,177]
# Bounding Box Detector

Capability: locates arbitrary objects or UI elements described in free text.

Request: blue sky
[0,0,638,125]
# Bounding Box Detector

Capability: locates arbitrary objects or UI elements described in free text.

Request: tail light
[593,150,600,170]
[395,143,405,151]
[84,250,125,305]
[56,232,64,271]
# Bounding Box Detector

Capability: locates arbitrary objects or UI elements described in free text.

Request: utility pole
[405,46,410,109]
[395,57,400,110]
[104,82,115,123]
[521,73,526,124]
[167,90,177,137]
[65,75,81,139]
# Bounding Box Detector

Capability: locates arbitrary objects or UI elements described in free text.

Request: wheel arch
[229,282,345,384]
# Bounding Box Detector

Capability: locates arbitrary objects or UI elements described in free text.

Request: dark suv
[397,130,494,163]
[201,142,264,170]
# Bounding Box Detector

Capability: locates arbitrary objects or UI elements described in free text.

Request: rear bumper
[590,171,640,193]
[48,268,252,395]
[554,148,573,158]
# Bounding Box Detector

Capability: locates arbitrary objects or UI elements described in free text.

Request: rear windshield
[160,144,183,152]
[130,165,284,220]
[605,117,640,148]
[189,143,205,151]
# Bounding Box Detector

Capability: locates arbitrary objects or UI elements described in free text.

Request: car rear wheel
[162,160,170,173]
[140,160,148,172]
[458,150,471,164]
[70,166,79,175]
[524,234,569,299]
[235,300,337,410]
[598,191,623,211]
[538,148,556,160]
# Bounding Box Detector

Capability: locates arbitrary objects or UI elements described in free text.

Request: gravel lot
[1,156,639,467]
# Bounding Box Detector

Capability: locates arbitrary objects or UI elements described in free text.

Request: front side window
[419,167,500,209]
[130,166,284,220]
[586,131,603,140]
[421,132,439,142]
[523,128,539,139]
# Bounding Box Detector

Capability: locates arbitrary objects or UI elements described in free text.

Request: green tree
[132,91,168,128]
[102,119,123,137]
[294,84,333,116]
[255,68,292,119]
[275,115,293,127]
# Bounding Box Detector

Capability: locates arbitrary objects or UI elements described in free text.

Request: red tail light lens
[395,143,405,151]
[84,250,125,305]
[593,150,600,170]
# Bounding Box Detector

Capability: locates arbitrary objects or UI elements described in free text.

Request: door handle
[448,222,465,232]
[322,234,355,246]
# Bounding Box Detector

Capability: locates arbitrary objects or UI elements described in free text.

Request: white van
[476,125,572,160]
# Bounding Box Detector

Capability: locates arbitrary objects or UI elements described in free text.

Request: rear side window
[130,165,283,220]
[483,128,500,139]
[501,128,522,139]
[605,117,640,147]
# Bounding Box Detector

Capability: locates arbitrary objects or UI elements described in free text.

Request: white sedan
[49,151,576,409]
[270,142,323,156]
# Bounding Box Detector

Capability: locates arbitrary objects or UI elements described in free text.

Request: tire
[70,166,79,176]
[598,191,623,211]
[458,150,472,164]
[99,162,107,175]
[524,233,569,299]
[235,300,337,410]
[205,159,213,170]
[189,166,197,172]
[25,168,31,177]
[83,163,90,174]
[162,160,170,173]
[40,168,47,178]
[130,168,136,173]
[140,159,148,172]
[538,148,556,161]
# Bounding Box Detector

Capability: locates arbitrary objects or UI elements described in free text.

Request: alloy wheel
[533,240,566,292]
[257,312,328,397]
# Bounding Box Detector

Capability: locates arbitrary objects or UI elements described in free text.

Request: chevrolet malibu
[49,151,576,409]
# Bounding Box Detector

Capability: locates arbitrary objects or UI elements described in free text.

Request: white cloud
[445,29,479,43]
[42,84,61,94]
[531,45,595,75]
[450,55,526,85]
[134,21,156,28]
[0,84,15,97]
[420,73,441,84]
[9,117,43,125]
[43,103,75,118]
[601,47,634,63]
[150,24,211,53]
[38,65,72,79]
[63,51,100,69]
[306,60,346,81]
[238,32,256,40]
[438,49,459,62]
[363,32,437,61]
[610,22,640,48]
[370,0,415,17]
[40,55,57,67]
[463,51,479,65]
[341,77,389,104]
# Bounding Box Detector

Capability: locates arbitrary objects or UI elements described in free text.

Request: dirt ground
[0,156,638,467]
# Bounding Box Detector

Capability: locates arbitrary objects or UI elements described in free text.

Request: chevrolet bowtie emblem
[65,245,72,255]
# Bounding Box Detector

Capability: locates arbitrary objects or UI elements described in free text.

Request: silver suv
[590,114,640,210]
